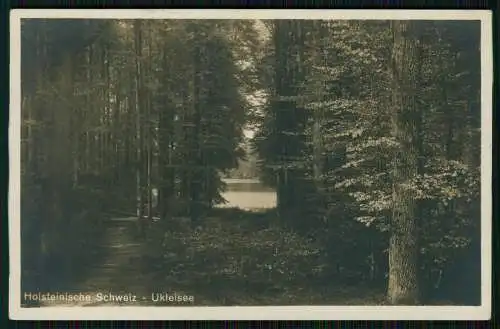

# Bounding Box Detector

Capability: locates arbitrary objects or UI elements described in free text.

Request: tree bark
[312,20,326,189]
[272,20,306,222]
[134,20,145,221]
[189,24,203,224]
[145,24,153,220]
[387,20,422,305]
[158,44,176,220]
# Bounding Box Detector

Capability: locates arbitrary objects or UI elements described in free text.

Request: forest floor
[32,208,389,307]
[32,217,160,307]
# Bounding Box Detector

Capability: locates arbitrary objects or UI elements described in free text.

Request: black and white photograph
[9,9,492,320]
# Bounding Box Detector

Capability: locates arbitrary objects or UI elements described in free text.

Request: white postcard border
[9,9,493,320]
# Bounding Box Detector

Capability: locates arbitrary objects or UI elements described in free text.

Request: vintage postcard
[9,9,493,320]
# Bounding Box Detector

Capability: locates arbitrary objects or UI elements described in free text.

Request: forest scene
[19,18,481,307]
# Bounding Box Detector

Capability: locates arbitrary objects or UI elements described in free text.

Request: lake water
[148,179,276,212]
[219,179,277,211]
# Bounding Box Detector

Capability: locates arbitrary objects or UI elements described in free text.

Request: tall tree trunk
[56,53,75,277]
[158,47,175,220]
[179,86,190,204]
[113,66,121,186]
[387,20,422,305]
[83,45,92,175]
[272,20,307,225]
[134,20,145,221]
[312,21,326,191]
[273,20,288,216]
[189,24,203,224]
[104,43,111,190]
[145,24,153,220]
[23,26,46,291]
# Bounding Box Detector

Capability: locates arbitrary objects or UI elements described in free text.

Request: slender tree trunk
[145,25,153,220]
[272,20,307,224]
[104,44,111,189]
[387,20,422,305]
[312,21,326,189]
[23,95,31,174]
[190,25,203,224]
[57,53,75,277]
[179,87,190,204]
[113,67,121,185]
[83,45,92,175]
[158,47,175,220]
[134,20,145,226]
[25,26,45,290]
[273,20,293,216]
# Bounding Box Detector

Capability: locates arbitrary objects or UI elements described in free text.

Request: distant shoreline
[222,178,261,184]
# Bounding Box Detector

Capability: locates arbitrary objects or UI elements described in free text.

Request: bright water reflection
[219,179,277,210]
